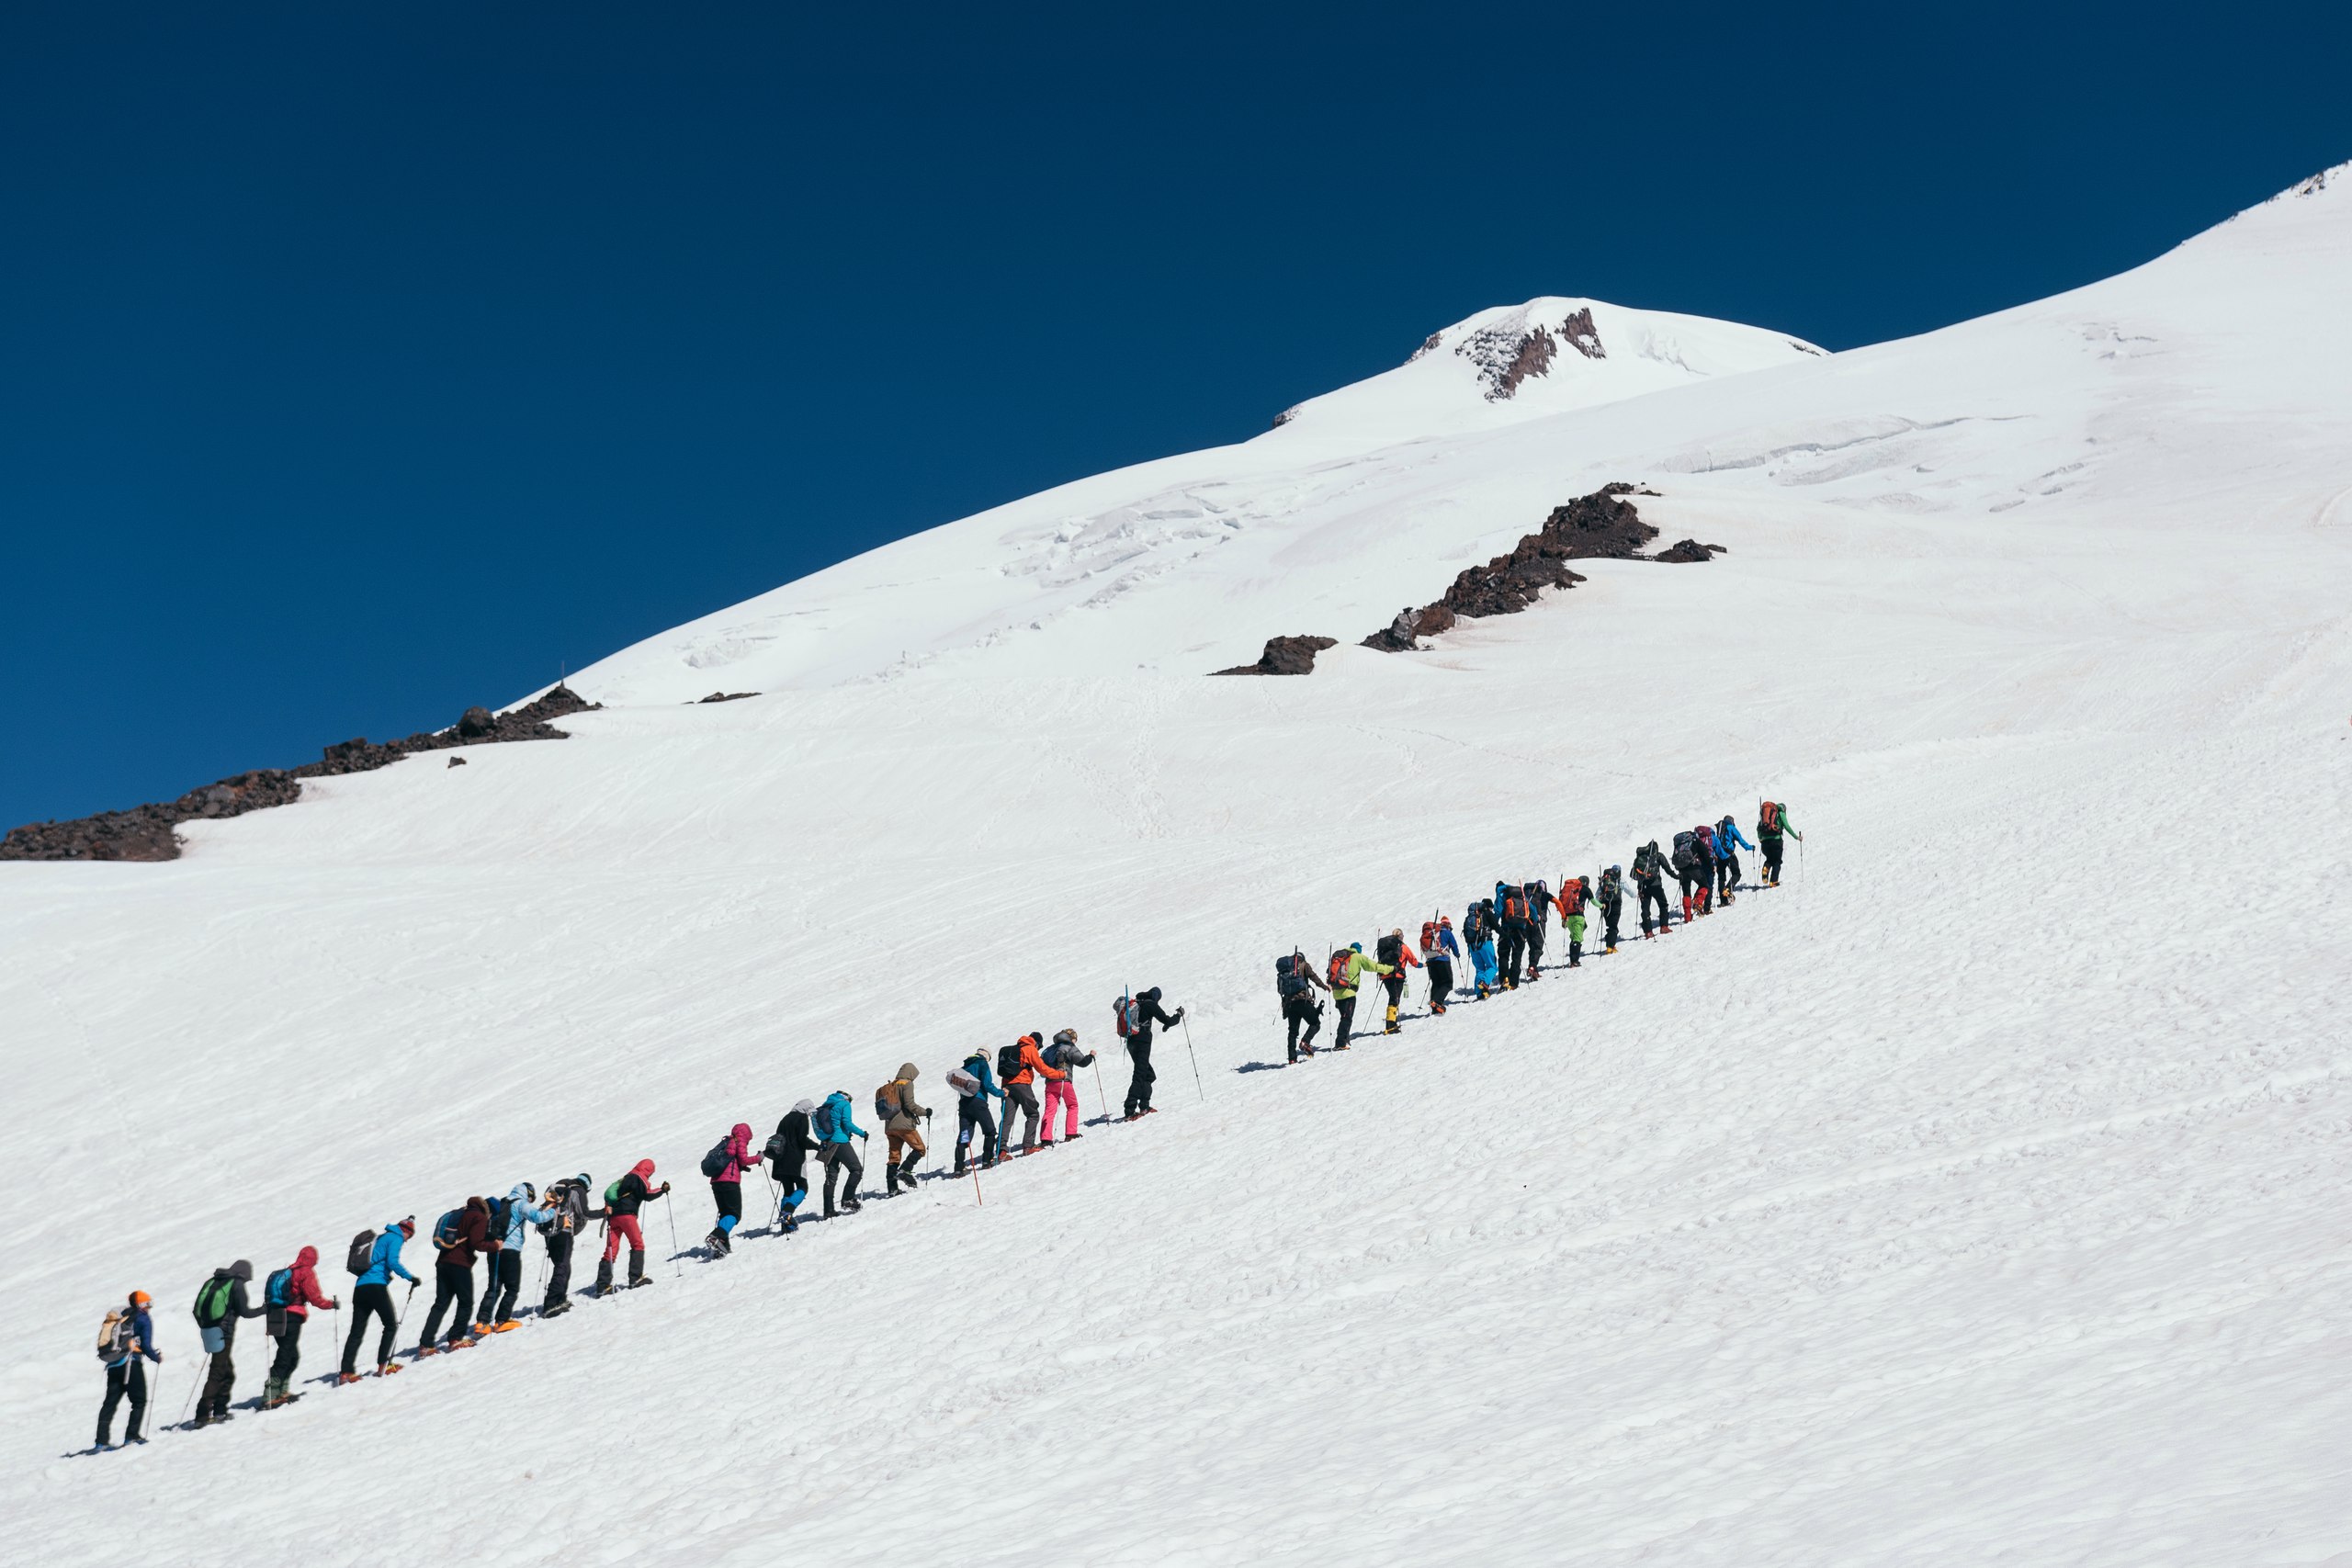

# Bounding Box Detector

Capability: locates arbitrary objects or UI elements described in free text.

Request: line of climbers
[83,981,1191,1452]
[85,802,1797,1452]
[1272,805,1799,1062]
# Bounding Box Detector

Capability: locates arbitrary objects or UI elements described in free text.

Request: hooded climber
[705,1124,758,1257]
[597,1159,670,1294]
[819,1089,868,1216]
[768,1103,822,1231]
[1330,943,1393,1048]
[1524,880,1555,977]
[192,1258,266,1427]
[882,1064,930,1194]
[1122,988,1182,1118]
[263,1246,336,1407]
[1041,1028,1096,1144]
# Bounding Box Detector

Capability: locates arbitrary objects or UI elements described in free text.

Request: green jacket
[1336,952,1393,1000]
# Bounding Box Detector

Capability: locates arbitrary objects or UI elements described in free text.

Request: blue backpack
[812,1100,840,1141]
[265,1267,294,1308]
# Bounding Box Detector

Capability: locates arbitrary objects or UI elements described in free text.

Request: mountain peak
[1269,296,1824,447]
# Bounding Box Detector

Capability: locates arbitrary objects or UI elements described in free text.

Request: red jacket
[285,1246,335,1317]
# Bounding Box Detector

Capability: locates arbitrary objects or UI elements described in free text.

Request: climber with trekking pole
[1115,987,1185,1117]
[339,1217,417,1382]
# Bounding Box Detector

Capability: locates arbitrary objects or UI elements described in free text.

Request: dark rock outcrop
[696,691,760,704]
[1351,484,1721,652]
[1560,306,1605,359]
[2,684,602,863]
[1212,636,1338,676]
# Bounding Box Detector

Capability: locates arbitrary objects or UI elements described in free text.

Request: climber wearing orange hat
[96,1289,162,1450]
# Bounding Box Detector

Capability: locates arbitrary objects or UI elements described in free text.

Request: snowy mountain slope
[3,164,2349,1565]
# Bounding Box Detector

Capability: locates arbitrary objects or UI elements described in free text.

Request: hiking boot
[447,1336,476,1350]
[593,1259,615,1296]
[337,1372,363,1386]
[416,1345,440,1358]
[490,1321,519,1333]
[377,1362,402,1376]
[1065,1132,1083,1141]
[899,1156,922,1186]
[544,1300,572,1318]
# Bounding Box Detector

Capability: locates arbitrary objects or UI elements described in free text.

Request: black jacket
[770,1111,821,1180]
[1131,988,1181,1050]
[198,1266,267,1349]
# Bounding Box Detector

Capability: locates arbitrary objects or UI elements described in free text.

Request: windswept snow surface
[5,167,2351,1565]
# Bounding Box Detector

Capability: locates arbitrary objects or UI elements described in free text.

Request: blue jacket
[960,1056,1006,1101]
[357,1223,417,1287]
[1426,927,1461,962]
[1715,818,1756,853]
[822,1090,867,1143]
[502,1185,556,1250]
[111,1306,160,1365]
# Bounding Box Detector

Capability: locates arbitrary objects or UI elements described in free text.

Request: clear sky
[3,1,2345,830]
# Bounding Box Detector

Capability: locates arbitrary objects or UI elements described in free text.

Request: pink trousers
[1043,1078,1080,1139]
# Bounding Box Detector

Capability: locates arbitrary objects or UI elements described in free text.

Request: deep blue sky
[3,2,2345,829]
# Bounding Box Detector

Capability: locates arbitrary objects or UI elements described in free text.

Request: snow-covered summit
[1269,295,1826,447]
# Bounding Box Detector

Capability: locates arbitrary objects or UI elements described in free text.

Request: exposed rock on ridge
[1,685,602,863]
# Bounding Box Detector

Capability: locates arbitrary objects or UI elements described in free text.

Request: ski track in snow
[5,166,2352,1565]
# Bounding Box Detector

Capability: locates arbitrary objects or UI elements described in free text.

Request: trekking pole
[392,1280,417,1352]
[1180,1016,1204,1101]
[1091,1057,1108,1120]
[664,1193,683,1276]
[968,1144,985,1207]
[179,1362,199,1425]
[761,1166,781,1227]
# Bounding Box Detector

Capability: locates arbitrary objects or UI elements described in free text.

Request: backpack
[537,1181,578,1235]
[1502,891,1527,922]
[434,1208,464,1251]
[345,1229,377,1276]
[604,1179,625,1208]
[485,1195,512,1239]
[1419,921,1437,953]
[1326,951,1350,988]
[1760,801,1782,832]
[97,1308,136,1362]
[946,1066,979,1097]
[1042,1040,1068,1071]
[1375,932,1402,965]
[813,1100,841,1140]
[1275,954,1307,1000]
[1673,829,1694,855]
[699,1137,731,1179]
[265,1267,294,1308]
[194,1274,234,1327]
[761,1132,787,1163]
[997,1043,1024,1082]
[875,1081,901,1122]
[1113,997,1137,1038]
